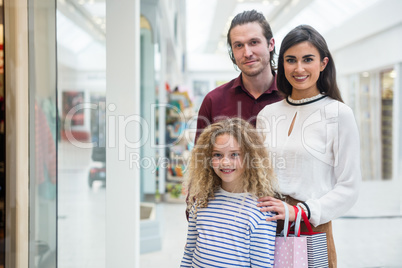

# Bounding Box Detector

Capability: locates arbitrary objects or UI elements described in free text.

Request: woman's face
[283,41,328,99]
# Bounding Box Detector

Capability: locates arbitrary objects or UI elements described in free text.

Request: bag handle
[294,205,302,237]
[280,202,303,239]
[280,201,289,241]
[300,207,314,234]
[280,203,313,239]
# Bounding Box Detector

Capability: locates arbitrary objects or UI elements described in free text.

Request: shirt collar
[232,73,279,96]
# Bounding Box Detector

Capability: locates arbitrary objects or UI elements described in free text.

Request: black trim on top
[286,95,327,106]
[302,202,311,220]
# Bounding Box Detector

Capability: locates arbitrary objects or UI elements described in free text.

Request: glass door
[28,0,58,267]
[56,0,107,266]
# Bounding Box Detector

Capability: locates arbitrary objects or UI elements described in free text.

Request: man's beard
[238,56,270,77]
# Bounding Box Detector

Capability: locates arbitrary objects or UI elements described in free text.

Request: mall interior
[2,0,402,267]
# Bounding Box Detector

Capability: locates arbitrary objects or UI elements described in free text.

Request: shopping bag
[299,208,329,267]
[274,203,329,268]
[274,235,308,267]
[273,203,308,267]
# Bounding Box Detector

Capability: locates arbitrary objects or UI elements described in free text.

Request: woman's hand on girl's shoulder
[257,196,296,222]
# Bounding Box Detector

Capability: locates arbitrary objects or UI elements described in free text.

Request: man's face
[230,22,275,78]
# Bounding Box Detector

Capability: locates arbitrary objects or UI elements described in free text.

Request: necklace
[286,93,327,106]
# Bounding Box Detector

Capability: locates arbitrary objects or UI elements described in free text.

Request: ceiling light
[273,0,281,5]
[262,0,270,5]
[291,0,300,6]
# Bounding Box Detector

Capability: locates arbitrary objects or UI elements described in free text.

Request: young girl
[181,118,279,268]
[257,25,361,267]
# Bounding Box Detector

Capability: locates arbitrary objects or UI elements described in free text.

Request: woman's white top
[257,97,361,227]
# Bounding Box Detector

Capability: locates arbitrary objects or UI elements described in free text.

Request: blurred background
[3,0,402,267]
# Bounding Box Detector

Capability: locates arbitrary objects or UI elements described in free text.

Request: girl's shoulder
[243,194,276,218]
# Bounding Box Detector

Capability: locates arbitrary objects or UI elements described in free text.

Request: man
[195,9,283,142]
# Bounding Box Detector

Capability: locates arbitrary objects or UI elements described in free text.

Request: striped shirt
[181,188,277,267]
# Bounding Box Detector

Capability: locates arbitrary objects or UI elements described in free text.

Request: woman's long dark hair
[277,25,343,102]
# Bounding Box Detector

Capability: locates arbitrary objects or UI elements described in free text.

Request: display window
[354,69,396,181]
[380,69,395,180]
[28,1,58,267]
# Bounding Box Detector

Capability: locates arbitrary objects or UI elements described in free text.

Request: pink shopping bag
[273,205,308,267]
[274,235,308,267]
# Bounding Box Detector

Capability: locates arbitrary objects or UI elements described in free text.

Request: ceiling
[186,0,382,55]
[56,0,382,69]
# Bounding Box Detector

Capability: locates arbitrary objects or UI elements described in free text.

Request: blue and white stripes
[181,188,277,267]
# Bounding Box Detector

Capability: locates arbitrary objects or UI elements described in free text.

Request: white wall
[333,24,402,75]
[328,0,402,75]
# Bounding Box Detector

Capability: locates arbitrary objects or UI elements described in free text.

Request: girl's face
[211,134,245,193]
[283,41,328,99]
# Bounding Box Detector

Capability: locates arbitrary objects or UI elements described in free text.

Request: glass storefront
[57,0,107,265]
[28,0,57,266]
[352,68,396,182]
[358,72,377,181]
[357,71,382,181]
[0,1,4,267]
[18,0,165,266]
[380,69,395,180]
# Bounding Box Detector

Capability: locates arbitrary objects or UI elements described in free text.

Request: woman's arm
[304,104,361,226]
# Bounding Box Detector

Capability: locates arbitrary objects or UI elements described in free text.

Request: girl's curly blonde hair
[184,118,279,212]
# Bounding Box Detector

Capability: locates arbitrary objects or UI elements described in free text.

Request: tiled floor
[58,141,402,267]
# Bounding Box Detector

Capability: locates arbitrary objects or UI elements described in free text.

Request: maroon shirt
[195,74,283,142]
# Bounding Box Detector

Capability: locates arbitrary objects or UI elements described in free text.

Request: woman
[256,25,361,267]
